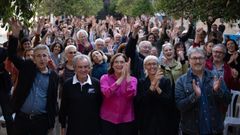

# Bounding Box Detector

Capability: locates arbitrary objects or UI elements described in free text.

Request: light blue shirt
[21,70,50,114]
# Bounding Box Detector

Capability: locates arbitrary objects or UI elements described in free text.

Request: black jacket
[0,47,12,93]
[59,77,102,135]
[135,77,179,135]
[8,36,59,129]
[125,35,145,80]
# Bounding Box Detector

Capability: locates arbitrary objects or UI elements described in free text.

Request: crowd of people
[0,14,240,135]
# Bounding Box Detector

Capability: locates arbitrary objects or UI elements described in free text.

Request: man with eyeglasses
[175,47,231,135]
[205,44,234,120]
[206,44,233,90]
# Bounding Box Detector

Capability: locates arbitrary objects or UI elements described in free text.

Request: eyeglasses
[212,50,225,54]
[190,57,205,61]
[227,43,235,46]
[114,60,125,64]
[68,51,76,54]
[145,62,158,67]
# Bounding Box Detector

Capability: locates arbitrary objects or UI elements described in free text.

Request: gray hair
[139,41,152,48]
[162,43,173,50]
[94,38,105,45]
[33,44,50,56]
[73,54,92,69]
[187,47,205,58]
[65,45,77,53]
[143,55,159,76]
[212,44,227,54]
[77,29,88,39]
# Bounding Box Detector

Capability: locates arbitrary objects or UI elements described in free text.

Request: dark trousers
[13,112,49,135]
[0,91,13,135]
[182,132,223,135]
[101,119,137,135]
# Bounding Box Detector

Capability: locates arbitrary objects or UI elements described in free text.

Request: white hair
[139,41,152,48]
[143,55,159,76]
[73,54,92,70]
[95,38,105,45]
[65,45,77,53]
[77,29,88,39]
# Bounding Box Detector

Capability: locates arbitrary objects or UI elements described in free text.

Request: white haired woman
[160,43,188,86]
[76,29,93,54]
[135,55,179,135]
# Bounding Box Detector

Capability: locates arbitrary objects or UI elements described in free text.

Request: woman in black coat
[135,55,179,135]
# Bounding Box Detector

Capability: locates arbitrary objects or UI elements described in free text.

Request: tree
[0,0,42,28]
[154,0,240,31]
[37,0,103,17]
[115,0,155,16]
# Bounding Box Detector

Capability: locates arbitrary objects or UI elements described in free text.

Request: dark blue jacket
[175,69,231,134]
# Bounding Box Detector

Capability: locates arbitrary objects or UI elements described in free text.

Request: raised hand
[132,23,141,38]
[192,79,201,97]
[36,17,45,34]
[177,50,185,61]
[8,18,22,38]
[125,58,131,82]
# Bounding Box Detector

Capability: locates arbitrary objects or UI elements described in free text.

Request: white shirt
[72,74,92,86]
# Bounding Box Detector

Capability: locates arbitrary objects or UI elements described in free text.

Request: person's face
[66,48,77,61]
[53,44,61,54]
[95,42,105,50]
[67,39,74,46]
[104,38,112,47]
[212,25,218,31]
[139,43,151,57]
[33,49,50,71]
[144,59,158,76]
[152,29,159,37]
[75,58,91,81]
[23,41,31,50]
[212,47,225,62]
[112,56,126,75]
[151,47,158,56]
[148,35,155,43]
[176,45,184,54]
[189,52,205,72]
[92,51,103,64]
[226,41,236,52]
[25,50,34,60]
[114,35,121,44]
[78,33,87,43]
[205,42,213,54]
[163,46,174,60]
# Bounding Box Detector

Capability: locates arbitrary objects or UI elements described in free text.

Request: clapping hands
[150,69,164,94]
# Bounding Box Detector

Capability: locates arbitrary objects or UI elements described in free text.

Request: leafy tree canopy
[0,0,42,28]
[115,0,154,16]
[154,0,240,22]
[37,0,103,17]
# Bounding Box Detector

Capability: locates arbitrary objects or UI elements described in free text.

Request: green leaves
[154,0,240,22]
[37,0,103,17]
[115,0,154,16]
[0,0,42,29]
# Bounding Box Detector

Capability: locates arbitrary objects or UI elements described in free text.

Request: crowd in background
[0,14,240,135]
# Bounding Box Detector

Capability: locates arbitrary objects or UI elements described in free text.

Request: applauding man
[175,47,231,135]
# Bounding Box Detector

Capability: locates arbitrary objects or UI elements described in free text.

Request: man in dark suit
[59,54,102,135]
[0,47,14,135]
[8,33,59,135]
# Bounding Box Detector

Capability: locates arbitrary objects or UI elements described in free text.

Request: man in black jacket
[59,54,102,135]
[8,33,59,135]
[0,47,14,135]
